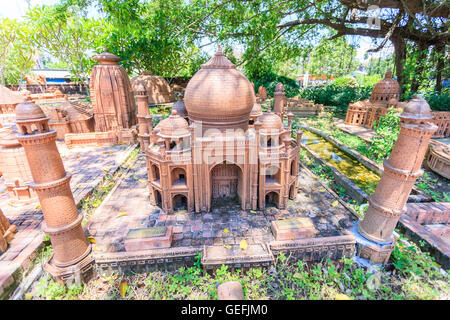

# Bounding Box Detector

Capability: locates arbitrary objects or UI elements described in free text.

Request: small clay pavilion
[131,71,175,105]
[345,70,401,128]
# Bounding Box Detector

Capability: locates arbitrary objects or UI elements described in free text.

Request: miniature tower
[356,95,437,264]
[273,82,285,118]
[15,101,93,283]
[135,83,150,150]
[90,48,137,132]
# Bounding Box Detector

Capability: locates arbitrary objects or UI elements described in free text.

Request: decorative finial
[216,44,223,55]
[385,69,392,79]
[104,46,109,53]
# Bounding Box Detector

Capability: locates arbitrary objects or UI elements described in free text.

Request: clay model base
[45,244,95,284]
[351,223,395,265]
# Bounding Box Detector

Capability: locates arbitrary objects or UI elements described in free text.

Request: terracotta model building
[0,208,17,254]
[285,97,324,117]
[135,83,151,150]
[0,85,25,114]
[0,130,36,202]
[28,87,67,103]
[426,140,450,179]
[44,102,95,140]
[144,48,301,213]
[90,49,136,133]
[131,71,175,105]
[64,49,137,147]
[171,92,188,121]
[431,111,450,139]
[15,101,93,282]
[355,95,437,264]
[345,70,401,128]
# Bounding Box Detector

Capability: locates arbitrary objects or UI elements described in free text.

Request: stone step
[201,243,274,270]
[405,202,450,224]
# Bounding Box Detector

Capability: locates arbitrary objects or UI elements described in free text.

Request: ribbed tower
[90,49,137,132]
[356,95,437,264]
[15,101,93,283]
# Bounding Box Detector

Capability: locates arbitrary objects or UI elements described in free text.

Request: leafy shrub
[249,71,299,98]
[299,84,372,110]
[332,75,359,88]
[367,107,401,161]
[355,74,382,87]
[300,83,449,111]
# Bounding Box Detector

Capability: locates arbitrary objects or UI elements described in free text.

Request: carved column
[356,96,437,264]
[135,83,150,150]
[15,101,93,283]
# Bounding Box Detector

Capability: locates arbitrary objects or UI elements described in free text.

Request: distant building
[29,69,71,84]
[297,74,334,87]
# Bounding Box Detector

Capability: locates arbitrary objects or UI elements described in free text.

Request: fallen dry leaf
[331,200,339,207]
[335,294,351,300]
[119,281,128,298]
[116,212,128,218]
[86,236,96,244]
[224,245,232,249]
[35,204,41,210]
[223,228,229,233]
[240,239,248,251]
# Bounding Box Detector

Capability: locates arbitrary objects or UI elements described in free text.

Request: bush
[298,84,372,110]
[332,76,359,88]
[368,107,402,161]
[249,71,299,98]
[299,84,450,111]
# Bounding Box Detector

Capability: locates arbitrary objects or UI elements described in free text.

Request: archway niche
[210,162,243,208]
[265,191,279,208]
[265,166,281,184]
[154,189,162,208]
[171,167,186,186]
[289,184,296,199]
[151,164,160,182]
[173,194,187,211]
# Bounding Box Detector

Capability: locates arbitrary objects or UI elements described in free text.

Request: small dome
[184,46,255,130]
[401,95,433,120]
[93,48,121,64]
[172,93,187,119]
[15,101,47,121]
[0,130,20,147]
[370,69,400,104]
[257,111,282,131]
[131,73,174,104]
[157,110,190,138]
[250,102,262,118]
[275,82,284,92]
[135,83,147,95]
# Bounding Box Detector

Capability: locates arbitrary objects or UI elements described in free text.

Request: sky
[1,0,392,64]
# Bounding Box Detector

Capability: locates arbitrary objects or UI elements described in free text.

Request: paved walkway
[0,142,136,298]
[88,153,357,267]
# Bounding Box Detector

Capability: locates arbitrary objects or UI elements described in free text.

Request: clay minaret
[15,101,93,283]
[135,83,150,150]
[356,95,437,263]
[273,82,285,118]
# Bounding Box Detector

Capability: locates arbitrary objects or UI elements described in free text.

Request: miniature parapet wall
[285,97,324,117]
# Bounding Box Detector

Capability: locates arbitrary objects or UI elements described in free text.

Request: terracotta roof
[0,86,26,105]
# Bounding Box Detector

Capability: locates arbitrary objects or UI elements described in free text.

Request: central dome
[184,46,255,131]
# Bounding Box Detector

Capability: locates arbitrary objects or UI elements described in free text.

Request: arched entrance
[265,191,279,208]
[289,184,296,199]
[210,162,243,208]
[171,167,186,186]
[154,189,162,207]
[173,194,187,211]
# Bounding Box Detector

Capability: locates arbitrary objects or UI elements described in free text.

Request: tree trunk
[391,34,407,96]
[435,43,444,93]
[410,41,428,92]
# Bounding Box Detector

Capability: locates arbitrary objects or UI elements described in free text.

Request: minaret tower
[273,82,285,118]
[135,83,150,150]
[15,101,93,283]
[356,95,437,264]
